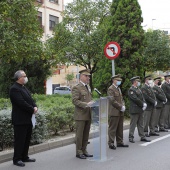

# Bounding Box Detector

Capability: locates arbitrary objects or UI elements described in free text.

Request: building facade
[36,0,64,42]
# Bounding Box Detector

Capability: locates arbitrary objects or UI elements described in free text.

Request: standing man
[10,70,37,167]
[152,77,167,132]
[141,75,158,136]
[107,75,129,150]
[72,69,93,159]
[161,74,170,129]
[128,76,151,143]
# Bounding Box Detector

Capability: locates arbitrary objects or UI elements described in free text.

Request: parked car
[53,86,71,95]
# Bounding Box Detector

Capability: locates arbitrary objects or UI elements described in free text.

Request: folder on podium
[90,97,109,162]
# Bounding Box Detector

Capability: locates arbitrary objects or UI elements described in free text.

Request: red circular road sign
[104,41,121,60]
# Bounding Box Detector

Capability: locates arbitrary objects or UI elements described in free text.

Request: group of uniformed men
[72,69,170,159]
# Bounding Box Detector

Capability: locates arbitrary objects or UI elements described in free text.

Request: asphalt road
[1,129,170,170]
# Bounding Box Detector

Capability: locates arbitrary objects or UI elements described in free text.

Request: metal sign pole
[112,60,115,76]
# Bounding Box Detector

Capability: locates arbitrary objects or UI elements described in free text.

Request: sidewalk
[0,120,130,164]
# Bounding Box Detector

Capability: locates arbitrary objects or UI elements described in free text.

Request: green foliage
[46,0,111,89]
[0,0,51,97]
[34,94,75,135]
[0,94,75,150]
[66,73,74,85]
[31,109,48,145]
[143,30,170,72]
[94,0,145,116]
[0,108,48,150]
[0,109,13,150]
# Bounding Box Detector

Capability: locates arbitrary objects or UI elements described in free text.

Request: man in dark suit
[107,75,128,150]
[10,70,37,167]
[162,74,170,129]
[141,75,158,136]
[128,76,151,143]
[72,69,93,159]
[152,77,167,132]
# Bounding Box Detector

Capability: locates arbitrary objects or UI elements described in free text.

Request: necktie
[85,85,88,91]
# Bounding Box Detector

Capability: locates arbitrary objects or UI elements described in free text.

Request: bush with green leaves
[34,94,75,136]
[0,94,76,150]
[0,109,13,150]
[0,109,48,150]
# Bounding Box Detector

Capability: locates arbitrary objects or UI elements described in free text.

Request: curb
[0,124,129,164]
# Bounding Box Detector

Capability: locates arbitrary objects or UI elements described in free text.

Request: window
[38,12,42,26]
[49,15,59,30]
[49,0,58,4]
[37,0,43,3]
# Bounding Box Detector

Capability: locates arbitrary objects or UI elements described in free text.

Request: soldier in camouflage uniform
[152,77,167,132]
[128,76,151,143]
[161,74,170,129]
[72,69,93,159]
[107,75,129,150]
[141,75,158,136]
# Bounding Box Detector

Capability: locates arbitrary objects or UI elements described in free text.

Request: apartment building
[36,0,64,42]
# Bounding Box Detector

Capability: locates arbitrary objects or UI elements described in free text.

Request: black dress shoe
[129,139,135,143]
[22,158,36,162]
[13,160,25,167]
[84,153,93,157]
[149,133,159,136]
[141,138,151,142]
[145,134,150,137]
[117,144,129,147]
[76,154,86,159]
[109,144,116,150]
[159,129,168,132]
[87,141,90,144]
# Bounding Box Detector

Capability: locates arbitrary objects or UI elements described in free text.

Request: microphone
[94,88,101,96]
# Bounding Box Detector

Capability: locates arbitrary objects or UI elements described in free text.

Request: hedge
[0,94,75,151]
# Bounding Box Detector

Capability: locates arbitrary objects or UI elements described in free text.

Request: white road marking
[140,134,170,146]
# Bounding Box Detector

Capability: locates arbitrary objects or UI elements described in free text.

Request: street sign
[104,41,121,60]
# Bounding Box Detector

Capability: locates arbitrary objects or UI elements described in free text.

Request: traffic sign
[104,41,121,60]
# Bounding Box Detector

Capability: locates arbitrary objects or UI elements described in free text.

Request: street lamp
[152,19,156,29]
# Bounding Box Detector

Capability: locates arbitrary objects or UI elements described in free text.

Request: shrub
[0,109,13,150]
[0,94,75,150]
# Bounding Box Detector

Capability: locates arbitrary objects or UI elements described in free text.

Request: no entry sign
[104,42,121,60]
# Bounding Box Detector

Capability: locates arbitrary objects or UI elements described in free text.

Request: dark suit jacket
[128,86,145,114]
[161,82,170,105]
[107,85,124,117]
[9,82,37,125]
[141,84,156,111]
[152,85,166,108]
[72,82,92,120]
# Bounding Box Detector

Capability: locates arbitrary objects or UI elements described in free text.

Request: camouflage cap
[130,76,140,82]
[154,77,161,81]
[111,74,122,81]
[79,69,91,76]
[144,75,152,81]
[164,74,170,78]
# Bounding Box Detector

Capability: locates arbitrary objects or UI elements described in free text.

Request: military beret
[111,74,122,81]
[130,76,140,82]
[79,69,91,76]
[154,77,161,81]
[144,75,152,80]
[164,74,170,78]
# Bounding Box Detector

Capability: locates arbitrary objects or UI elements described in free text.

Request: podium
[90,97,109,161]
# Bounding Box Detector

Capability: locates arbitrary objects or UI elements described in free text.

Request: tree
[66,73,74,86]
[94,0,145,97]
[47,0,111,89]
[0,0,51,97]
[143,29,170,73]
